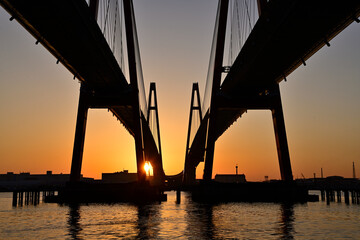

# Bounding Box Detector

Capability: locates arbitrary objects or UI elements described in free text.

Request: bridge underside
[185,0,360,183]
[0,0,165,184]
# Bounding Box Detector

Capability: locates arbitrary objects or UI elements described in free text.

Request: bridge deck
[0,0,128,87]
[222,0,360,92]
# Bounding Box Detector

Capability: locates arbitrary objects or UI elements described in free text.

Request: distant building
[0,171,93,191]
[214,174,246,183]
[102,170,137,183]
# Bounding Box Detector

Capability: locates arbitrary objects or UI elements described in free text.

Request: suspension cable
[244,0,252,31]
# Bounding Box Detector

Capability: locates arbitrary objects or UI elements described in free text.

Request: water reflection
[65,193,297,239]
[67,203,161,239]
[185,201,216,239]
[278,203,295,239]
[67,204,83,240]
[185,197,296,239]
[136,204,160,239]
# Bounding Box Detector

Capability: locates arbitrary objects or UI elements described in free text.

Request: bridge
[183,0,360,184]
[1,0,360,202]
[0,0,165,187]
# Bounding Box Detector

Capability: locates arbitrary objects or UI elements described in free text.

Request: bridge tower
[145,82,165,184]
[202,0,293,181]
[70,0,100,183]
[70,0,148,183]
[203,0,229,181]
[183,83,203,184]
[123,0,147,183]
[147,82,163,163]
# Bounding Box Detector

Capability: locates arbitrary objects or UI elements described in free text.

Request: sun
[144,161,153,176]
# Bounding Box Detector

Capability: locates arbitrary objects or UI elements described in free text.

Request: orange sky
[0,1,359,181]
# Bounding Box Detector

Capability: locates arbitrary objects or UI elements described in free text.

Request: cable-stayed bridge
[1,0,359,202]
[0,0,165,185]
[184,0,360,184]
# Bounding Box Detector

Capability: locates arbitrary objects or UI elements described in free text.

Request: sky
[0,0,359,181]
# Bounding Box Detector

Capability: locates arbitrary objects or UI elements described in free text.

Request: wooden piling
[336,190,341,202]
[176,190,181,204]
[351,190,356,204]
[25,192,29,205]
[320,190,325,201]
[328,191,333,202]
[18,192,23,206]
[326,190,330,204]
[344,190,350,204]
[12,192,17,207]
[34,192,38,205]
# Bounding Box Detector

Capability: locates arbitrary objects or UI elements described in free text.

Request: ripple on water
[0,191,360,239]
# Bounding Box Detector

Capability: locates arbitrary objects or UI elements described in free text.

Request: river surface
[0,191,359,239]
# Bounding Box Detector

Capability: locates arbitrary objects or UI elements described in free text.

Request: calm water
[0,191,359,239]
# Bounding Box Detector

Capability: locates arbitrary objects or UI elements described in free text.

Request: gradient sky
[0,1,359,181]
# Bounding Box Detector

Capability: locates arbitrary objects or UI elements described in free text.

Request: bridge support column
[203,116,217,181]
[70,85,88,182]
[184,161,197,185]
[124,0,146,183]
[271,84,293,181]
[203,0,229,182]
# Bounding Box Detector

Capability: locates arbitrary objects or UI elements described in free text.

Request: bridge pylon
[203,0,229,181]
[201,0,293,182]
[145,82,165,185]
[183,83,203,184]
[123,0,147,183]
[147,82,162,161]
[70,0,150,183]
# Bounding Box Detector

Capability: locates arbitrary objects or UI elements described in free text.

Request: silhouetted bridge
[1,0,360,202]
[0,0,165,187]
[183,0,360,185]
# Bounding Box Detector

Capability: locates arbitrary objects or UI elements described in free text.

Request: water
[0,191,359,239]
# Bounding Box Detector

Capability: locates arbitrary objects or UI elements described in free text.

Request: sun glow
[144,161,153,176]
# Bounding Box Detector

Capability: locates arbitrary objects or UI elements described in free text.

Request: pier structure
[298,177,360,205]
[12,190,56,207]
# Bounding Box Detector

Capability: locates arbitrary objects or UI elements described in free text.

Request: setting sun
[144,161,153,176]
